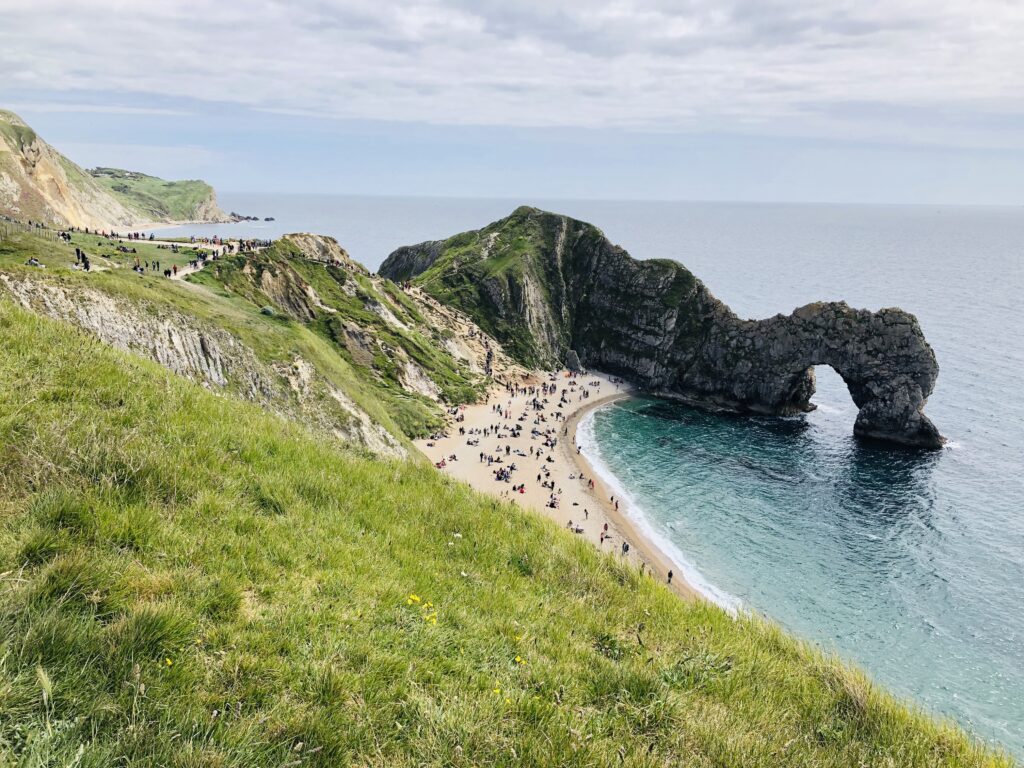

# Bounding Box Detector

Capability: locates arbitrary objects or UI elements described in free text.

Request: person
[667,570,673,585]
[621,541,629,555]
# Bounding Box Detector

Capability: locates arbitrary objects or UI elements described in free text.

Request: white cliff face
[0,274,407,458]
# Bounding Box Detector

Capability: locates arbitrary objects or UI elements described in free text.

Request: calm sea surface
[157,195,1024,755]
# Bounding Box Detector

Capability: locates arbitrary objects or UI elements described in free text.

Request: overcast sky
[3,0,1023,203]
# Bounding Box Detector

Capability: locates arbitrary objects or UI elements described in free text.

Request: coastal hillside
[0,110,227,228]
[0,228,513,453]
[0,299,1011,767]
[87,167,227,224]
[381,206,943,448]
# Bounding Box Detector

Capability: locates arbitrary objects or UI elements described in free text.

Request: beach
[414,370,701,601]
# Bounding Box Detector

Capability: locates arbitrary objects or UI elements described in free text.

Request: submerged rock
[381,206,943,449]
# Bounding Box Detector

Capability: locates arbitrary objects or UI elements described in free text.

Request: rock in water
[380,206,943,449]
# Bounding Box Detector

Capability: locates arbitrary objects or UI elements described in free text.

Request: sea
[153,194,1024,756]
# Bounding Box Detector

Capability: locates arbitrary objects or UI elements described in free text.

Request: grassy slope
[410,210,560,367]
[187,239,487,435]
[0,231,484,439]
[87,168,217,222]
[0,110,37,152]
[0,301,1010,767]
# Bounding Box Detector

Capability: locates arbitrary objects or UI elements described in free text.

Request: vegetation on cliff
[0,230,494,448]
[87,168,226,223]
[0,301,1009,767]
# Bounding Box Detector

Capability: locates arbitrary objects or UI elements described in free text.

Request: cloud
[2,0,1023,147]
[3,102,192,117]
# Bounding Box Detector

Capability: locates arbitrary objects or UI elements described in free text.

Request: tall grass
[0,301,1012,767]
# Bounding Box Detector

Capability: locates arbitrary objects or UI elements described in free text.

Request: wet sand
[415,370,700,601]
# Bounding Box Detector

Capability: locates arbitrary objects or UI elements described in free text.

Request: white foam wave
[812,401,847,415]
[577,408,743,614]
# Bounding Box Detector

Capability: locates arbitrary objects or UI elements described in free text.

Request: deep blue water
[157,195,1023,755]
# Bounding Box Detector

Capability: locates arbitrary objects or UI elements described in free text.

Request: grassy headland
[87,168,222,223]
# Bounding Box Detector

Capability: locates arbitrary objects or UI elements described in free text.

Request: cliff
[0,110,139,229]
[381,206,943,449]
[0,109,228,228]
[87,167,230,224]
[0,228,518,453]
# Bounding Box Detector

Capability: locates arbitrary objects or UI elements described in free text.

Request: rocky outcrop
[279,233,365,272]
[381,206,943,449]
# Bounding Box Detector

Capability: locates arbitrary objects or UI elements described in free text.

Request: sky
[2,0,1023,204]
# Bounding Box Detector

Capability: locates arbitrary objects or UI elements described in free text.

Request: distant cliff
[87,167,229,224]
[381,206,943,449]
[0,109,228,228]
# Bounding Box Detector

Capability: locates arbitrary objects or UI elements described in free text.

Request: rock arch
[381,207,944,449]
[678,302,943,448]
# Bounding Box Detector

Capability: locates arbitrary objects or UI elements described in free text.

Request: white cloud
[2,0,1023,146]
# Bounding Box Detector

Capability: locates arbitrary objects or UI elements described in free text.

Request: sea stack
[381,206,943,449]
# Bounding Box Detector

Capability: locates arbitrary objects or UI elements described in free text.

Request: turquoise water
[157,195,1024,755]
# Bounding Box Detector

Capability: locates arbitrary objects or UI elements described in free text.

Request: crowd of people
[428,370,642,560]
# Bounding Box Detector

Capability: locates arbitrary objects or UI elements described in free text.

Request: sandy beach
[415,370,701,601]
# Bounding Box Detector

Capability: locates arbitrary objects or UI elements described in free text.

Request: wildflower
[165,658,173,667]
[406,593,421,605]
[515,655,527,665]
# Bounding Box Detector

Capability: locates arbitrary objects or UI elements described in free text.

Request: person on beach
[668,570,674,585]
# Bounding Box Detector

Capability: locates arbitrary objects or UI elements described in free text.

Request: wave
[577,407,743,614]
[812,401,847,415]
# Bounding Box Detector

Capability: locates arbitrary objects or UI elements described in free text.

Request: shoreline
[415,370,705,604]
[561,394,705,602]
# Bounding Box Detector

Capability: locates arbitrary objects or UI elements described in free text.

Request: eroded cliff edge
[381,206,943,449]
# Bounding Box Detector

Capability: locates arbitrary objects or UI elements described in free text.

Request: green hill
[0,230,499,449]
[88,167,227,224]
[0,299,1011,767]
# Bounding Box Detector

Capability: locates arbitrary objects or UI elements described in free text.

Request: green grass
[0,231,485,441]
[0,110,38,153]
[65,231,207,270]
[87,168,219,222]
[0,300,1011,767]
